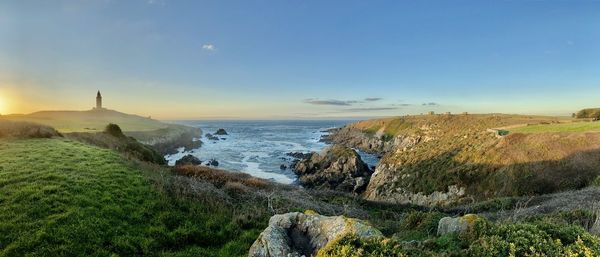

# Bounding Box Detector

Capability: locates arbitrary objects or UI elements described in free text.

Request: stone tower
[96,91,102,109]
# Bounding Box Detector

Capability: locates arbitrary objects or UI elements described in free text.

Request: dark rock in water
[280,164,287,170]
[221,138,226,140]
[175,154,202,166]
[286,152,313,160]
[215,128,228,135]
[205,133,220,141]
[293,144,372,194]
[370,165,376,170]
[207,159,219,166]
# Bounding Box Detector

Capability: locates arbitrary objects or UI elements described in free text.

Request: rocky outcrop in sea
[293,144,372,194]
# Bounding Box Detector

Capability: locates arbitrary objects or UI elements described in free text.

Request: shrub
[0,120,61,138]
[172,165,270,189]
[105,123,125,137]
[576,108,600,119]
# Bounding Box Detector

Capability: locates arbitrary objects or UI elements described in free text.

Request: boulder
[174,154,202,166]
[205,133,220,141]
[248,211,382,257]
[215,128,228,135]
[286,152,314,160]
[207,159,219,167]
[280,164,287,170]
[293,144,372,193]
[437,214,480,236]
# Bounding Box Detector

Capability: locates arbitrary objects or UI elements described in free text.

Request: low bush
[172,165,271,189]
[67,123,166,165]
[318,214,600,257]
[576,108,600,120]
[0,120,61,138]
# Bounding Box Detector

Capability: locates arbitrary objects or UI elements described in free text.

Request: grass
[337,114,600,204]
[509,121,600,133]
[0,136,424,256]
[1,109,168,133]
[0,138,260,257]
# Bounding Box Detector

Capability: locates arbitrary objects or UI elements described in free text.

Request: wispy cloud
[147,0,166,5]
[422,102,439,106]
[202,44,216,51]
[364,97,382,102]
[303,98,359,106]
[346,107,398,112]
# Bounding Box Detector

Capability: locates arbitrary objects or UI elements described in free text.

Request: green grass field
[510,121,600,133]
[0,138,259,257]
[1,109,168,133]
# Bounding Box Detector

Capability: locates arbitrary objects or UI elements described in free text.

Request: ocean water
[165,120,379,184]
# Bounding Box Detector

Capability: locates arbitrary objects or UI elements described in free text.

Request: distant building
[428,111,435,115]
[95,91,103,109]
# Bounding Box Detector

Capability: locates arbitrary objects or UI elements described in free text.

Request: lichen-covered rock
[293,145,372,193]
[174,154,202,166]
[248,211,382,257]
[437,214,480,236]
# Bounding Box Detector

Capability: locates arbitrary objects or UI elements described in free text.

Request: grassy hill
[331,114,600,205]
[0,109,202,155]
[0,138,259,257]
[2,121,600,256]
[509,120,600,133]
[1,109,167,133]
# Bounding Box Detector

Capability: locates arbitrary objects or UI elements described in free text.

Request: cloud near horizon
[303,97,383,106]
[422,102,439,106]
[303,98,359,106]
[345,107,398,112]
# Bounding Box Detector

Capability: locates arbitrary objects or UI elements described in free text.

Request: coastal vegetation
[328,114,600,206]
[0,109,167,132]
[4,113,600,256]
[0,109,202,155]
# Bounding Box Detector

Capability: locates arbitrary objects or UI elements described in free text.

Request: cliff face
[328,114,600,207]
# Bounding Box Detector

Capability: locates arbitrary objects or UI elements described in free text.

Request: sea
[164,120,380,184]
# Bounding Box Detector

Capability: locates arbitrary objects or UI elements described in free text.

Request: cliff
[328,114,600,207]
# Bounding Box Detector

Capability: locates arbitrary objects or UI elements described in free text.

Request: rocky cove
[164,120,381,185]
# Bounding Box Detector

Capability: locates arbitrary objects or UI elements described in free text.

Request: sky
[0,0,599,119]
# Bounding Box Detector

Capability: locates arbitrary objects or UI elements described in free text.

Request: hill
[327,114,600,206]
[0,109,202,155]
[1,109,167,132]
[0,138,261,256]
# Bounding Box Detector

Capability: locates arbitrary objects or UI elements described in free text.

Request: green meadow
[510,121,600,134]
[0,138,259,257]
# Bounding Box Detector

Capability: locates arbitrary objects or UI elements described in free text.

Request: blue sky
[0,0,599,119]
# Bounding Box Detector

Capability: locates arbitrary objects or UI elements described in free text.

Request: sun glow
[0,95,6,115]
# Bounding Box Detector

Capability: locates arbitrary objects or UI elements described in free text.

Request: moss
[304,209,319,215]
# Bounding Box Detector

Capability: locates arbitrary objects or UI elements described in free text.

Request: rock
[205,133,219,141]
[280,164,287,170]
[215,128,228,135]
[175,154,202,166]
[293,144,372,194]
[286,152,313,160]
[437,214,480,236]
[248,211,382,257]
[207,159,219,167]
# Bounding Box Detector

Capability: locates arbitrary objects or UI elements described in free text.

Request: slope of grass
[338,114,600,204]
[509,121,600,133]
[1,109,167,132]
[0,138,259,257]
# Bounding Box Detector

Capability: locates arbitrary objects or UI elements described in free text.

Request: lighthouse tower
[96,91,103,109]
